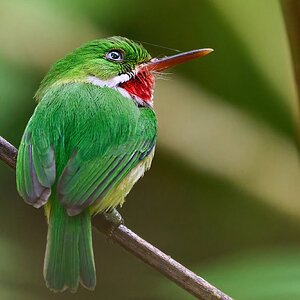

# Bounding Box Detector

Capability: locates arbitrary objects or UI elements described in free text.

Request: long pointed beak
[144,48,214,72]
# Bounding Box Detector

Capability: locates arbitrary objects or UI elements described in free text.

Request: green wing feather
[16,115,56,208]
[58,137,155,216]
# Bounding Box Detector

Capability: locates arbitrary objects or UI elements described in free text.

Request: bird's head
[37,36,213,107]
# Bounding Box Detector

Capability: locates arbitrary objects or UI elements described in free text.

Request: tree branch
[0,136,18,169]
[0,135,232,300]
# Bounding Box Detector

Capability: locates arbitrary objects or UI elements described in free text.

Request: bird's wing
[57,137,155,216]
[16,122,56,208]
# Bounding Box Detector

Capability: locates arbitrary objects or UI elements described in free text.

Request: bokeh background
[0,0,300,299]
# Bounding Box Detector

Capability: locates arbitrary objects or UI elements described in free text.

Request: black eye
[105,50,124,62]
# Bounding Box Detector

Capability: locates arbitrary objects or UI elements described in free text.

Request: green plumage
[16,37,157,292]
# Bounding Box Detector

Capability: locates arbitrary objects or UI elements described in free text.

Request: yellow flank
[90,148,155,215]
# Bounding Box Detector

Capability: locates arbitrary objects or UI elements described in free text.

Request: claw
[103,208,124,237]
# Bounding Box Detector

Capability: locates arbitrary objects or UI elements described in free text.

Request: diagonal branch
[0,136,17,169]
[0,135,232,300]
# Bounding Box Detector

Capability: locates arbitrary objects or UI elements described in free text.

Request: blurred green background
[0,0,300,299]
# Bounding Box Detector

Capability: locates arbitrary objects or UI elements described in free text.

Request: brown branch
[0,136,18,169]
[0,135,232,300]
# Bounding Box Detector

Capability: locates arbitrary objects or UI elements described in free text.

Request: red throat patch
[119,70,154,104]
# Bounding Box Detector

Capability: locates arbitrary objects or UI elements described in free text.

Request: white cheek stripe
[87,75,153,108]
[87,74,131,88]
[87,75,132,100]
[115,87,132,99]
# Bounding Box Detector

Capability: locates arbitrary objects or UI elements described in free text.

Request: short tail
[44,200,96,292]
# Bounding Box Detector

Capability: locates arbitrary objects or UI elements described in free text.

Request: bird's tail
[43,199,96,292]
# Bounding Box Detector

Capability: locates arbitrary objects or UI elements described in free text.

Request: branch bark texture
[0,135,232,300]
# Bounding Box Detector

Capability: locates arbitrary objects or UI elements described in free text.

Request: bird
[15,36,213,292]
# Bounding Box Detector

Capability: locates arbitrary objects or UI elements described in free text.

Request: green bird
[15,36,212,292]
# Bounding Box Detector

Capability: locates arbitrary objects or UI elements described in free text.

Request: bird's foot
[103,208,124,237]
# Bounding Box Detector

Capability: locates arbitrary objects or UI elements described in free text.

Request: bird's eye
[105,50,124,62]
